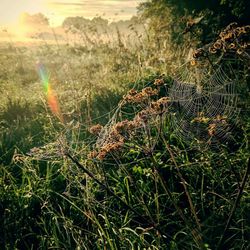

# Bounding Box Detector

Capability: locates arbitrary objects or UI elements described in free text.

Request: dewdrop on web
[37,61,64,123]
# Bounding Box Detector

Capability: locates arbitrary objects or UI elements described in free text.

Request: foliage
[138,0,250,45]
[0,3,249,250]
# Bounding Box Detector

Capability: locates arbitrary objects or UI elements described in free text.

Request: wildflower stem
[65,152,174,243]
[150,154,205,249]
[161,136,202,231]
[217,157,250,249]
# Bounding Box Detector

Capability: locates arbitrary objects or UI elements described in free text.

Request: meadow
[0,5,250,250]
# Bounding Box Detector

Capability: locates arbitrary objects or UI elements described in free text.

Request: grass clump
[0,12,249,250]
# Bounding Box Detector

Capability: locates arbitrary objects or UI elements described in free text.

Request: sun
[0,0,46,26]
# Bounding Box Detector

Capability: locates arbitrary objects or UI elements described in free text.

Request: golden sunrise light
[0,0,143,27]
[46,0,143,26]
[0,0,144,42]
[0,0,249,248]
[0,0,45,25]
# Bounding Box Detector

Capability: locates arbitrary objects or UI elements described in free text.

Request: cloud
[48,0,143,21]
[52,0,141,7]
[51,2,85,6]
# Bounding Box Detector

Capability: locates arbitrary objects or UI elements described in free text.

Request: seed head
[154,78,165,86]
[89,124,103,135]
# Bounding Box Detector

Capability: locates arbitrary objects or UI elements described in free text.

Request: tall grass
[0,21,249,249]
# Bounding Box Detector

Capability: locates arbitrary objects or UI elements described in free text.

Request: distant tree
[62,16,109,34]
[138,0,250,44]
[91,17,108,28]
[19,13,49,27]
[62,16,91,31]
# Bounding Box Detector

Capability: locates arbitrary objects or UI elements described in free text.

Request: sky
[0,0,145,27]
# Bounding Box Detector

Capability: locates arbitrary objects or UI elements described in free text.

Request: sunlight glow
[0,0,145,43]
[0,0,45,25]
[0,0,143,27]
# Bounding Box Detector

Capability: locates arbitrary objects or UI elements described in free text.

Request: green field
[0,1,250,249]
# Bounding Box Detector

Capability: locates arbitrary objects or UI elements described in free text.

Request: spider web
[168,62,240,148]
[95,61,241,151]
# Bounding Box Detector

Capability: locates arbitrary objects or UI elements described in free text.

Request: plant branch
[65,152,175,244]
[151,154,205,249]
[161,136,202,231]
[217,157,250,249]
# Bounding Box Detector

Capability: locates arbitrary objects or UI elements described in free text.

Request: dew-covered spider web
[168,62,240,148]
[93,60,241,152]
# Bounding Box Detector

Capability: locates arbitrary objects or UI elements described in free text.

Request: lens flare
[37,62,63,123]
